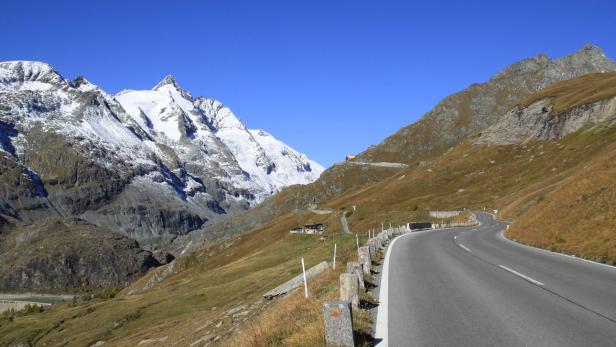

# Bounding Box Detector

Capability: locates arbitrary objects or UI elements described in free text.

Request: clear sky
[3,1,616,167]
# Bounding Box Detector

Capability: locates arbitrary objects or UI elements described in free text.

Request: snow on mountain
[249,129,324,187]
[0,61,324,243]
[0,61,65,91]
[116,76,324,199]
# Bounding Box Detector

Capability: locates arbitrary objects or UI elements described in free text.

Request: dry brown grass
[226,240,375,347]
[0,209,362,346]
[519,71,616,112]
[506,135,616,264]
[228,270,335,347]
[319,124,616,264]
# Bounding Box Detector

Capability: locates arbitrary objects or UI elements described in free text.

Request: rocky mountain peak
[0,60,65,89]
[577,44,607,58]
[153,74,180,90]
[153,74,193,100]
[490,54,550,81]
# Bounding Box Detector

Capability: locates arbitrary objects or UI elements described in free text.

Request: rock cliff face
[476,71,616,145]
[475,96,616,145]
[0,61,323,289]
[356,45,616,163]
[0,219,160,290]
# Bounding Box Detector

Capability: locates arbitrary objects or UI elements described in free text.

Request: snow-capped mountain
[0,61,323,244]
[115,75,323,198]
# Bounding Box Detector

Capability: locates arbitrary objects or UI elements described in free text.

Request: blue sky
[3,1,616,167]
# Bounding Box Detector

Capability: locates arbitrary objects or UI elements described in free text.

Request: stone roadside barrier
[322,223,412,345]
[339,273,360,309]
[323,300,354,347]
[358,246,372,274]
[346,261,365,289]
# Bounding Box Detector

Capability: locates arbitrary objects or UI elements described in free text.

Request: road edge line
[375,231,417,346]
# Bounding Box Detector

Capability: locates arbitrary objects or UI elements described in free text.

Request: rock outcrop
[475,97,616,145]
[476,71,616,145]
[356,44,616,163]
[0,218,160,290]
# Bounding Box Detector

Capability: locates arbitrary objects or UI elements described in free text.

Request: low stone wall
[263,261,329,299]
[429,211,462,218]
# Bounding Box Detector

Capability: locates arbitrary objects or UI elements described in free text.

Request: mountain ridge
[0,61,323,290]
[178,45,616,252]
[355,44,616,164]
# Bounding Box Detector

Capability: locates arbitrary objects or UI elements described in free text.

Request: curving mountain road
[376,212,616,346]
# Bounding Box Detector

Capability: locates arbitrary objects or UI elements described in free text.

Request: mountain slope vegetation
[3,46,616,346]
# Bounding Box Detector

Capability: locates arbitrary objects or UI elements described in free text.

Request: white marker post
[301,257,308,298]
[356,234,360,257]
[333,244,337,270]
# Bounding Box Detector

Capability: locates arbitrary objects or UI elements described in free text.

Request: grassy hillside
[181,162,403,247]
[355,46,615,164]
[519,71,616,112]
[505,132,616,264]
[4,66,616,346]
[4,112,616,346]
[0,209,367,346]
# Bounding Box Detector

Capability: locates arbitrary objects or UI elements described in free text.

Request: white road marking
[454,235,458,240]
[499,265,544,286]
[459,244,472,253]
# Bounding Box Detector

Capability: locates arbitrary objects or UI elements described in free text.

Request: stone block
[346,261,364,288]
[323,301,354,347]
[340,273,359,308]
[358,246,371,274]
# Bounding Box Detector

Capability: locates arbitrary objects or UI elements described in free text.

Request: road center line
[459,244,472,253]
[499,265,544,286]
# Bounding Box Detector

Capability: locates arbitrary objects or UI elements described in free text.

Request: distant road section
[0,301,49,313]
[346,161,409,169]
[378,213,616,347]
[0,293,73,314]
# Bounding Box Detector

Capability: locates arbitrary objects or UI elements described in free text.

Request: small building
[290,223,325,235]
[345,155,356,162]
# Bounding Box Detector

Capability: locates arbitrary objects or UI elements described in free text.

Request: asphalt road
[378,212,616,347]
